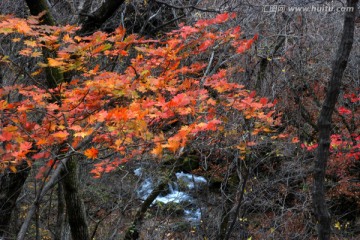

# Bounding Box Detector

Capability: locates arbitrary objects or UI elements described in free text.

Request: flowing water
[135,168,206,222]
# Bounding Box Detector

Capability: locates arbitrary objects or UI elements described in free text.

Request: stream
[135,168,207,223]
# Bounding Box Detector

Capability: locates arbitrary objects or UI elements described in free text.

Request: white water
[176,172,207,189]
[155,190,190,203]
[135,168,206,222]
[134,168,142,176]
[184,208,201,222]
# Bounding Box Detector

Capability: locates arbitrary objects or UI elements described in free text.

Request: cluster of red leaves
[0,13,279,177]
[301,93,360,200]
[328,93,360,200]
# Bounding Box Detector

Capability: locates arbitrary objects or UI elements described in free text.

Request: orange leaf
[36,138,48,146]
[15,21,31,34]
[162,137,181,152]
[84,147,99,159]
[151,144,163,155]
[52,131,69,140]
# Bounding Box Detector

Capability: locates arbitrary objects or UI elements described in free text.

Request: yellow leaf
[334,222,341,230]
[38,62,48,68]
[74,36,82,42]
[236,143,246,152]
[9,165,17,173]
[31,69,43,76]
[47,58,64,67]
[24,40,37,47]
[57,125,66,130]
[74,131,91,138]
[3,125,18,132]
[31,51,42,57]
[63,34,73,43]
[262,127,273,133]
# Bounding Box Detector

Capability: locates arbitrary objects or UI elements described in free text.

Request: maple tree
[0,11,281,238]
[0,12,274,175]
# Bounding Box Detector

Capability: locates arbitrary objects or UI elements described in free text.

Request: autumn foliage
[0,12,276,178]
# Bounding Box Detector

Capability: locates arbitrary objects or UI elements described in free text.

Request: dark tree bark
[61,158,90,240]
[54,182,67,240]
[77,0,125,35]
[0,163,30,239]
[24,0,63,88]
[24,0,56,25]
[313,1,358,239]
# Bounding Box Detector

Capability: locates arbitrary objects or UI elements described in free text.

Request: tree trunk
[25,0,63,88]
[54,183,67,240]
[0,162,30,239]
[61,157,90,240]
[24,0,56,25]
[313,1,358,239]
[77,0,125,35]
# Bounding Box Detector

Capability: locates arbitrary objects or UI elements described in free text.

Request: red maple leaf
[0,131,13,141]
[338,106,352,115]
